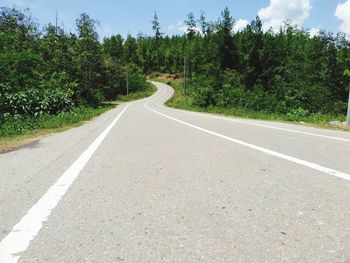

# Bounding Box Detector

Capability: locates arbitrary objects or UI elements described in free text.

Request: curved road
[1,82,350,262]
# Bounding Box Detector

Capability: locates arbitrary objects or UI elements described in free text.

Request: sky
[1,0,350,39]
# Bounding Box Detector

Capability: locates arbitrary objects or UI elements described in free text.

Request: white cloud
[168,21,201,35]
[308,27,320,37]
[258,0,312,31]
[233,19,249,32]
[168,21,187,33]
[335,0,350,36]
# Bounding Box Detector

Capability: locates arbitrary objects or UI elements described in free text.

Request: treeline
[1,6,350,122]
[131,9,349,115]
[0,7,148,122]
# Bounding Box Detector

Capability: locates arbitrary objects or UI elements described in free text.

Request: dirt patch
[152,73,181,81]
[0,136,45,154]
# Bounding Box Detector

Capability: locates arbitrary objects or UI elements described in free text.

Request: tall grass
[0,106,112,138]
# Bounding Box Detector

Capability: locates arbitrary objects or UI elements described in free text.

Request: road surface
[1,81,350,262]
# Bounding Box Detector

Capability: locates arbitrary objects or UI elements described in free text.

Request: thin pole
[346,82,350,126]
[55,11,58,36]
[187,60,190,94]
[126,65,129,96]
[183,57,187,96]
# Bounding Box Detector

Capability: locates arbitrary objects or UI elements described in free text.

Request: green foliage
[345,69,350,78]
[144,9,350,117]
[185,12,197,39]
[0,6,149,135]
[0,106,111,137]
[1,5,349,134]
[117,82,156,102]
[286,108,310,121]
[162,78,346,128]
[0,86,73,118]
[152,12,162,41]
[191,76,217,108]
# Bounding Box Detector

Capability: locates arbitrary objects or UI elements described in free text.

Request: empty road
[1,81,350,262]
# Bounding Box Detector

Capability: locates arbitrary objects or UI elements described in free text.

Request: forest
[0,7,149,136]
[141,9,350,117]
[1,6,350,136]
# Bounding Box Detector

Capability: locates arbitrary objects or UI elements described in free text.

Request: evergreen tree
[216,7,237,70]
[198,10,207,35]
[152,11,162,71]
[185,12,197,40]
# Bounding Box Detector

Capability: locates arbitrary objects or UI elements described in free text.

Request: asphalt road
[1,81,350,262]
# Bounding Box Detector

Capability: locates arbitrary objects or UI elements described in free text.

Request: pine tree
[185,12,197,40]
[216,7,237,70]
[152,11,162,71]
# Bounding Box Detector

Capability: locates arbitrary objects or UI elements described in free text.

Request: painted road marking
[152,82,350,143]
[184,111,350,142]
[145,101,350,182]
[0,104,131,263]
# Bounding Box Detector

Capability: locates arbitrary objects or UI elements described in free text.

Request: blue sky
[2,0,350,39]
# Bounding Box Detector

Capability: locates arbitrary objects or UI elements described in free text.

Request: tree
[198,10,207,35]
[124,34,139,65]
[152,11,163,71]
[76,13,99,39]
[216,7,237,70]
[243,16,263,88]
[75,13,104,106]
[152,11,162,41]
[103,34,124,62]
[185,12,197,39]
[0,7,150,123]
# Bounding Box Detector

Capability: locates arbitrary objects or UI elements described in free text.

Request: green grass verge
[0,106,112,152]
[0,106,112,138]
[155,78,349,131]
[0,83,157,152]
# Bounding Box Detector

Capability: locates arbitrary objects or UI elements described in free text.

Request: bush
[286,107,310,121]
[191,76,217,108]
[227,86,246,108]
[0,88,73,118]
[128,72,148,93]
[244,85,278,112]
[0,72,75,119]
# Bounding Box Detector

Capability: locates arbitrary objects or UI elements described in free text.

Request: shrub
[0,72,75,119]
[244,85,278,112]
[191,76,217,108]
[286,107,310,121]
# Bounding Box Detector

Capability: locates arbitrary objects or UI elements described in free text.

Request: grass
[0,83,157,153]
[0,106,112,153]
[155,77,349,131]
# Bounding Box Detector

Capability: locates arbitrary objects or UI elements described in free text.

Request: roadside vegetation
[144,9,350,128]
[0,80,155,152]
[1,5,350,148]
[0,106,112,153]
[0,7,154,150]
[156,77,348,129]
[117,83,156,102]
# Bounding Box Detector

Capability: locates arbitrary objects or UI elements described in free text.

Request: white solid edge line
[144,101,350,182]
[0,103,131,263]
[152,82,350,142]
[184,111,350,142]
